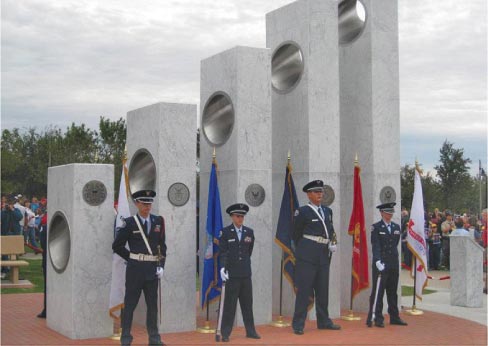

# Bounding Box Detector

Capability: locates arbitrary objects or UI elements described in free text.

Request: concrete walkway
[400,269,487,326]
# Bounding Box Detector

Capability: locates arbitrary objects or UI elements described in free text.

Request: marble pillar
[126,102,197,333]
[266,0,341,318]
[450,235,484,308]
[47,164,114,339]
[199,46,272,326]
[339,0,400,312]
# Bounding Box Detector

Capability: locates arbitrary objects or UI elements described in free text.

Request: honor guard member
[219,203,261,342]
[112,189,167,346]
[366,202,408,328]
[292,180,340,335]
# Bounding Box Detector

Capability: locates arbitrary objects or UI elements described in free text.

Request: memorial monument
[126,102,197,333]
[47,163,114,339]
[199,46,273,325]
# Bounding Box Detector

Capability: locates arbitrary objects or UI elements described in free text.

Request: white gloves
[375,261,385,272]
[156,267,164,278]
[220,267,229,282]
[328,243,337,253]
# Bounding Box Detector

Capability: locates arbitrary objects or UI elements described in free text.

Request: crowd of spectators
[1,194,48,279]
[400,207,487,272]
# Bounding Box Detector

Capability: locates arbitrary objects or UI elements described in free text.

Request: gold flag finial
[213,147,216,159]
[123,145,128,160]
[287,150,291,164]
[354,153,359,166]
[415,158,423,175]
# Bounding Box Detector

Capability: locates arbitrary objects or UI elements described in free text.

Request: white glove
[220,267,229,282]
[328,243,337,253]
[376,261,385,272]
[156,267,164,278]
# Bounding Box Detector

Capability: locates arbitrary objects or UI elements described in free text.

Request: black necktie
[143,220,148,235]
[318,206,324,219]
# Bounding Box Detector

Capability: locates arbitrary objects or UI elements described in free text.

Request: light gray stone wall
[450,235,484,308]
[127,102,197,333]
[266,0,341,319]
[339,0,400,312]
[47,164,114,339]
[199,46,272,326]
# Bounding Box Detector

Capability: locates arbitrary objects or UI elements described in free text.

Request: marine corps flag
[200,157,224,309]
[407,165,429,299]
[347,162,369,299]
[275,160,299,290]
[109,158,130,320]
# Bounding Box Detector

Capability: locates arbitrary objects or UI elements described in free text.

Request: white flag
[407,168,429,299]
[109,161,130,320]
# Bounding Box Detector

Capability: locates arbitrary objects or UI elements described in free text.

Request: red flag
[347,164,369,299]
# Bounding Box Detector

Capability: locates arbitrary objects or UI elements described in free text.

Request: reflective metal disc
[271,42,304,92]
[202,92,235,146]
[49,212,71,274]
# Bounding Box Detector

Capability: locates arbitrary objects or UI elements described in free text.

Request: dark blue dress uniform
[219,204,259,340]
[366,202,407,327]
[292,203,337,332]
[112,213,167,346]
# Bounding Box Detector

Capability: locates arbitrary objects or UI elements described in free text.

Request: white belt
[129,253,159,262]
[303,235,329,244]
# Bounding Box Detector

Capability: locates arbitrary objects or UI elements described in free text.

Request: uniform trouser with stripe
[221,276,256,338]
[367,266,400,323]
[292,258,332,330]
[121,274,160,346]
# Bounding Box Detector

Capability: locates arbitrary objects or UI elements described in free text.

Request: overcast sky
[1,0,486,175]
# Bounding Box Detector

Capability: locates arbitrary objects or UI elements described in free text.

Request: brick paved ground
[1,293,486,346]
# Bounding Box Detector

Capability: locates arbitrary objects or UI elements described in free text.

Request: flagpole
[197,147,218,333]
[342,154,361,321]
[271,151,292,328]
[405,160,424,316]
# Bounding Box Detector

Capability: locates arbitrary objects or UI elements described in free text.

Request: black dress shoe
[366,320,372,328]
[320,323,341,330]
[293,329,304,335]
[374,321,385,328]
[390,318,408,326]
[222,336,230,342]
[37,311,46,318]
[246,332,261,339]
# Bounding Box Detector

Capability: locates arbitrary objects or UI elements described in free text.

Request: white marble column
[127,102,197,333]
[339,0,400,312]
[266,0,341,319]
[47,164,114,339]
[199,46,272,326]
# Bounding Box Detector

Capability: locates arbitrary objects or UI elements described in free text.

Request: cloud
[1,0,486,174]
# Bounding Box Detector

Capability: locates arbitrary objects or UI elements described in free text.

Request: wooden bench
[1,235,29,284]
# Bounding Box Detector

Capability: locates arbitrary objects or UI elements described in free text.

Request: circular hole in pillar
[129,149,157,194]
[201,92,235,146]
[49,212,71,274]
[271,42,304,93]
[339,0,367,45]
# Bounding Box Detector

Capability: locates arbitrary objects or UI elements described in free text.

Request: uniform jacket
[112,214,167,280]
[371,220,401,268]
[293,204,336,265]
[219,224,254,278]
[1,207,23,235]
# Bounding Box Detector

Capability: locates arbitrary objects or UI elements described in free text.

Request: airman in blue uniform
[292,180,340,335]
[366,202,408,328]
[112,189,167,346]
[219,203,260,342]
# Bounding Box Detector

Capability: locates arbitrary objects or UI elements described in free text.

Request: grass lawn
[401,285,436,296]
[1,252,44,294]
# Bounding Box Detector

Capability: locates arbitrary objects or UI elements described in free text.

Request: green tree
[434,140,472,212]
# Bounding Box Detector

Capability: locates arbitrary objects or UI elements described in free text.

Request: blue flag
[275,162,299,290]
[201,160,224,309]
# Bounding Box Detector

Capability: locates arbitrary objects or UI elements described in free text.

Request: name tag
[379,232,386,235]
[133,230,142,234]
[312,219,319,222]
[228,239,236,242]
[394,231,400,235]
